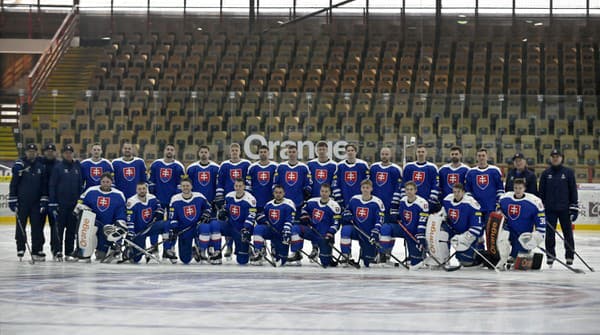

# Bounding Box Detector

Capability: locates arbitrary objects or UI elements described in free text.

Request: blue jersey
[465,165,504,213]
[402,161,440,202]
[186,161,220,203]
[442,193,483,237]
[333,159,370,206]
[260,198,296,232]
[169,192,211,230]
[246,161,278,210]
[498,192,546,236]
[274,161,312,209]
[149,159,185,206]
[216,159,251,199]
[398,195,429,235]
[307,158,338,198]
[347,195,385,231]
[224,191,257,230]
[302,197,341,235]
[370,162,402,217]
[438,163,470,200]
[80,158,113,190]
[112,157,147,199]
[126,193,163,234]
[79,186,126,226]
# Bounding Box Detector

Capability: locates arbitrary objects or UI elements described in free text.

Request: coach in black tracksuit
[41,143,59,257]
[9,143,48,260]
[49,145,83,259]
[505,152,538,196]
[539,149,578,266]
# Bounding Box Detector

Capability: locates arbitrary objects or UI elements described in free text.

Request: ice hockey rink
[0,225,599,335]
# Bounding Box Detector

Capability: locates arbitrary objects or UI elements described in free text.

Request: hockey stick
[226,221,277,267]
[305,224,360,269]
[261,220,319,267]
[123,238,162,264]
[443,222,499,273]
[537,246,585,274]
[395,221,461,271]
[350,221,409,269]
[544,222,594,272]
[15,208,35,264]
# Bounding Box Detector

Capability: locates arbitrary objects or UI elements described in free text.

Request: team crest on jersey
[198,171,211,186]
[230,168,242,181]
[230,204,241,220]
[315,169,328,183]
[257,171,271,186]
[375,172,388,186]
[508,204,521,220]
[183,205,197,220]
[412,171,425,186]
[123,167,136,181]
[476,174,489,190]
[356,207,369,223]
[268,209,280,223]
[312,208,325,222]
[447,173,459,186]
[97,196,110,212]
[403,210,413,223]
[159,168,173,183]
[448,208,460,222]
[141,208,153,223]
[285,171,298,186]
[344,171,358,186]
[90,167,103,181]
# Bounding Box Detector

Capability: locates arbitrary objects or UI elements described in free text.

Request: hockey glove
[240,227,251,243]
[282,227,292,245]
[324,232,335,245]
[416,233,428,251]
[217,208,228,221]
[8,196,17,212]
[300,212,311,225]
[214,194,225,209]
[428,199,441,214]
[201,212,211,224]
[342,209,353,225]
[153,208,165,221]
[389,208,399,222]
[370,228,380,244]
[40,197,49,215]
[451,231,476,252]
[569,205,579,222]
[168,229,177,242]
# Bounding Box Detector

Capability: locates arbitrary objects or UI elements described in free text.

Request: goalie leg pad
[424,213,450,265]
[77,210,98,259]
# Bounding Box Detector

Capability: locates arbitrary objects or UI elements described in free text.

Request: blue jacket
[49,159,84,206]
[539,164,578,212]
[505,167,538,196]
[9,157,47,204]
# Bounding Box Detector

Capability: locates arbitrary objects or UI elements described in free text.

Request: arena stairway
[0,127,18,160]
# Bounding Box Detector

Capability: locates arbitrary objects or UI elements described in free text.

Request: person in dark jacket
[505,152,538,196]
[539,149,579,267]
[49,145,83,261]
[41,143,59,258]
[9,143,48,261]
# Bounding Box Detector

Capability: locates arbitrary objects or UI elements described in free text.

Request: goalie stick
[305,224,360,269]
[443,222,500,273]
[537,246,585,274]
[349,221,410,269]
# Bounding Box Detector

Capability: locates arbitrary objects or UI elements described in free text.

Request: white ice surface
[0,225,599,335]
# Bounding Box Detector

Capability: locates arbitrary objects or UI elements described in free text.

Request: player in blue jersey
[148,144,186,253]
[443,183,484,266]
[288,183,341,267]
[251,185,296,266]
[246,145,277,212]
[401,145,440,211]
[333,143,370,208]
[465,148,504,224]
[370,147,402,224]
[124,182,173,263]
[186,145,219,203]
[340,179,385,267]
[75,172,126,260]
[80,143,113,190]
[498,179,546,260]
[207,178,257,265]
[307,141,338,198]
[112,142,147,199]
[273,144,312,219]
[438,146,470,200]
[380,181,429,266]
[168,177,212,264]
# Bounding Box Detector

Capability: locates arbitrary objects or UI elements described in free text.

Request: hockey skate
[210,250,222,265]
[287,251,303,266]
[223,243,233,261]
[32,251,46,262]
[17,250,25,261]
[163,249,178,264]
[100,247,121,263]
[250,248,266,266]
[53,252,63,262]
[338,254,359,268]
[147,245,159,264]
[309,245,319,261]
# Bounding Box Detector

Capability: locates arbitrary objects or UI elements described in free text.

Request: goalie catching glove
[518,231,544,251]
[451,231,476,252]
[103,220,128,242]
